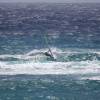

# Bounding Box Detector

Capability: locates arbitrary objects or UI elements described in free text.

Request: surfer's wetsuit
[44,52,56,61]
[44,52,52,58]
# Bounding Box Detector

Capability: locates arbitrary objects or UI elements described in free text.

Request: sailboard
[44,33,56,60]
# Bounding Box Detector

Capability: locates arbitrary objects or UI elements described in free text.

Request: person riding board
[44,49,56,61]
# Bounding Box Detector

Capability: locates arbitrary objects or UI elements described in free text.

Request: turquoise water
[0,75,100,100]
[0,3,100,100]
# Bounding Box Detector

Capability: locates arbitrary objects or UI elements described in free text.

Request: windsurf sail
[44,33,56,60]
[24,32,56,60]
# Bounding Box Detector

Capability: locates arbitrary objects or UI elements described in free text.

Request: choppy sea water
[0,3,100,100]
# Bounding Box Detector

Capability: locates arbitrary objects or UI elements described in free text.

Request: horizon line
[0,1,100,3]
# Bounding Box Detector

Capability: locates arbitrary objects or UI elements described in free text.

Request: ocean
[0,3,100,100]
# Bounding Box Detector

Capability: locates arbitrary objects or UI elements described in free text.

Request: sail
[44,33,55,59]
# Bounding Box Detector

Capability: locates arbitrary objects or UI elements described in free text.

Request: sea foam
[0,48,100,80]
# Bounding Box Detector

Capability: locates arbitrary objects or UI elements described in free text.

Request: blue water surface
[0,3,100,100]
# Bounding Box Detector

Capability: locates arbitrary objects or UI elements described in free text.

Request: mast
[44,33,55,59]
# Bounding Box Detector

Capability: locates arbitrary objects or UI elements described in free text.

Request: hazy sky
[0,0,100,3]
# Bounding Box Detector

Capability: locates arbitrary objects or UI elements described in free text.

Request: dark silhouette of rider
[44,52,52,58]
[44,51,56,61]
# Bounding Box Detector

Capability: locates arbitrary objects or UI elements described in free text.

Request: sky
[0,0,100,3]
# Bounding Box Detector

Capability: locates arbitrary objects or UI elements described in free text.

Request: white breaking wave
[0,61,100,76]
[0,47,100,60]
[0,47,100,80]
[0,55,23,59]
[0,48,61,60]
